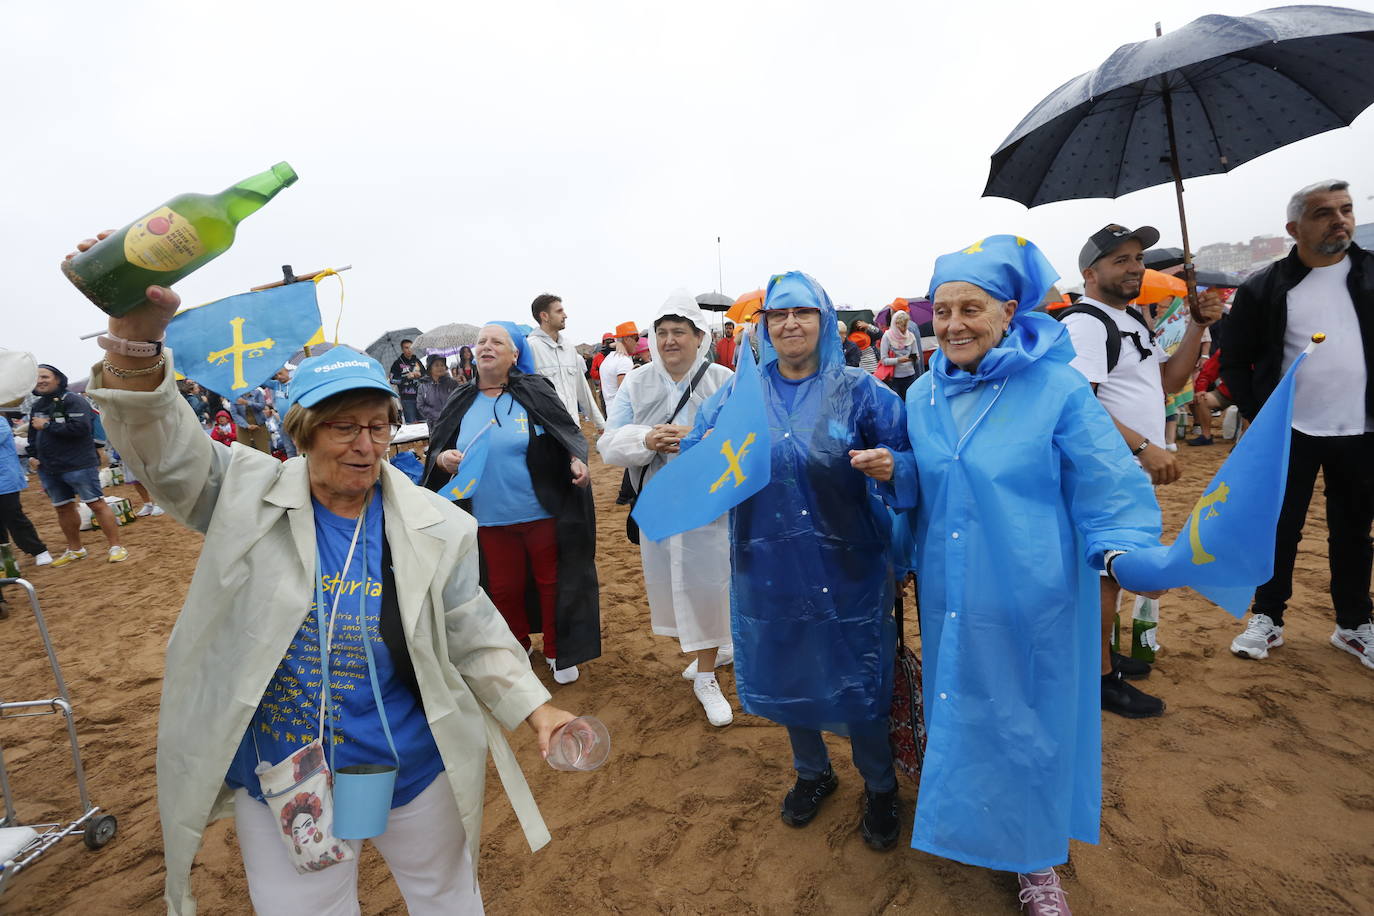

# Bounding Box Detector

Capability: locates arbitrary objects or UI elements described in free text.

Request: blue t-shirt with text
[458,393,552,526]
[224,486,444,808]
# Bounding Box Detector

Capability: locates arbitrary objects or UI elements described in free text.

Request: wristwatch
[1131,438,1151,456]
[97,333,164,358]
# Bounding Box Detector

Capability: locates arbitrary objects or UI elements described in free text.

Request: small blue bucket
[333,764,397,839]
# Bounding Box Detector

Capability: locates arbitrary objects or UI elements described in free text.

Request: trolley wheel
[83,814,117,850]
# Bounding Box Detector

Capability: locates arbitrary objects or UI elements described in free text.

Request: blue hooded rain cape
[685,271,916,731]
[905,236,1162,872]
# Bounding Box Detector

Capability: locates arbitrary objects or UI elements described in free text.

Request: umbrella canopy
[724,289,766,324]
[695,292,734,311]
[413,322,481,353]
[364,327,423,373]
[1144,247,1186,271]
[1195,268,1246,288]
[875,298,934,329]
[985,6,1374,318]
[984,6,1374,207]
[288,340,342,365]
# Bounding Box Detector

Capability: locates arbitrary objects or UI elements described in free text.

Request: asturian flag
[441,420,496,501]
[632,328,771,542]
[164,281,322,397]
[1113,341,1317,616]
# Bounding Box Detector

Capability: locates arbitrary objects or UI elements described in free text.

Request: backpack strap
[1055,303,1121,373]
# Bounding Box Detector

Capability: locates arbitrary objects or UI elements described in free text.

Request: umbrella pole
[1156,28,1203,322]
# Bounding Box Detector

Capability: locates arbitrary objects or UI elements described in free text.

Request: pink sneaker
[1018,868,1071,915]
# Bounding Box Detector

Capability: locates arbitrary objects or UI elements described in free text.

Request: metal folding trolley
[0,577,117,895]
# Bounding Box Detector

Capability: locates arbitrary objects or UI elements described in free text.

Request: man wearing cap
[1063,223,1222,719]
[526,293,606,431]
[599,321,638,408]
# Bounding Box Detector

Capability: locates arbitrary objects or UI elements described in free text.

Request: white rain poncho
[597,292,734,652]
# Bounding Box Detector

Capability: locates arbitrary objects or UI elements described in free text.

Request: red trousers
[478,519,560,659]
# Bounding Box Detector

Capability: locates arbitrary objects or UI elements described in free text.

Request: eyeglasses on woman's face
[764,307,821,325]
[318,421,399,444]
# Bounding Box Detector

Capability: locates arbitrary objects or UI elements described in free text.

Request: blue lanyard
[312,502,399,772]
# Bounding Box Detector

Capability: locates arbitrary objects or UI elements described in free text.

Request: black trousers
[1253,430,1373,629]
[0,491,47,556]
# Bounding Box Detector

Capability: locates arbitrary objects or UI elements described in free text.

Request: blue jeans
[38,465,103,507]
[787,719,895,793]
[400,395,420,425]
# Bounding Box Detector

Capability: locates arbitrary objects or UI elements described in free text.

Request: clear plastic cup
[546,716,611,771]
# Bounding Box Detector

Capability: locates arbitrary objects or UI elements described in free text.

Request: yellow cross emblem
[1187,481,1229,565]
[453,476,478,499]
[207,316,275,391]
[709,433,756,493]
[962,239,985,255]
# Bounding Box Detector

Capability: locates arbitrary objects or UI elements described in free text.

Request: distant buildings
[1195,222,1374,279]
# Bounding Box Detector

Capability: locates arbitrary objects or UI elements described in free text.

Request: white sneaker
[547,657,579,685]
[1164,442,1179,452]
[1231,613,1284,660]
[34,551,53,567]
[135,504,165,518]
[693,675,733,726]
[682,645,735,679]
[1331,623,1374,670]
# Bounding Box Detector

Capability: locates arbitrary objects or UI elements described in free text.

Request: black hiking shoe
[860,786,901,851]
[1112,651,1152,680]
[781,767,838,827]
[1102,670,1165,718]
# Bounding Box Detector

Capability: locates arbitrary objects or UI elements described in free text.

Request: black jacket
[29,390,100,474]
[1220,243,1374,422]
[420,372,601,669]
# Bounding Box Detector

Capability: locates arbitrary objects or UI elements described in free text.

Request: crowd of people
[2,177,1367,914]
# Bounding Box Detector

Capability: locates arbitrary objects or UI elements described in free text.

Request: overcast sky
[7,0,1374,375]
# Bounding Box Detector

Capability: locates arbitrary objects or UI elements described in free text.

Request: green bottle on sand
[1,544,19,579]
[61,162,298,316]
[1131,596,1160,663]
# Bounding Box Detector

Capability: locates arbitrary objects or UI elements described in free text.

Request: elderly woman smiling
[77,234,576,915]
[899,236,1164,916]
[422,322,600,686]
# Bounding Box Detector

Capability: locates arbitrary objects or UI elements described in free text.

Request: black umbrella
[1144,246,1185,271]
[365,327,423,373]
[695,292,734,312]
[984,5,1374,314]
[1195,268,1246,288]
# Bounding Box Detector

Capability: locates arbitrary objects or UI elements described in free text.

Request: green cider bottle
[1,543,19,579]
[61,162,299,316]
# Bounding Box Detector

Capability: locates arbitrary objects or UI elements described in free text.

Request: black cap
[1079,224,1161,272]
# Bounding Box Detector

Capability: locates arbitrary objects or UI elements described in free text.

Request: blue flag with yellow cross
[1112,344,1313,616]
[632,329,771,542]
[164,281,322,397]
[441,420,495,501]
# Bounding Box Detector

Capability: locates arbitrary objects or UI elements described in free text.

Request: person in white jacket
[597,292,736,726]
[76,238,578,916]
[525,293,605,430]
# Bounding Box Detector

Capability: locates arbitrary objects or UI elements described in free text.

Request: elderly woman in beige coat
[78,236,575,916]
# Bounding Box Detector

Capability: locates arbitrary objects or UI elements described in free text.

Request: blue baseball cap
[291,347,395,408]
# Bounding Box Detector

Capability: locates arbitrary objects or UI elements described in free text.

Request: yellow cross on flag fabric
[632,332,771,542]
[164,282,323,397]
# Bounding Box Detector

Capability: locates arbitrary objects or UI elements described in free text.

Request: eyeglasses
[318,421,399,444]
[764,307,821,324]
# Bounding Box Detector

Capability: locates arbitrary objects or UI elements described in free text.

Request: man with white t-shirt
[1222,180,1374,671]
[1063,224,1223,718]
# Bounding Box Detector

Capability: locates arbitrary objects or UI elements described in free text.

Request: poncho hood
[758,271,844,373]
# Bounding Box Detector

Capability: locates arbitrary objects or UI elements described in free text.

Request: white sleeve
[596,381,653,469]
[1062,314,1110,385]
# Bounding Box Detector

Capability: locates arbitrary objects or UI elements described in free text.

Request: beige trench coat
[88,356,552,915]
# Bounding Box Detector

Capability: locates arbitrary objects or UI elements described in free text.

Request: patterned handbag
[889,585,927,784]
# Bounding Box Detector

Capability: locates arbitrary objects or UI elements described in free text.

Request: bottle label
[123,206,205,271]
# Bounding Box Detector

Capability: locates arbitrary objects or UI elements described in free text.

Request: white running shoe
[1231,613,1284,660]
[1331,623,1374,670]
[683,645,735,679]
[135,504,165,518]
[693,675,733,727]
[547,657,579,685]
[34,551,53,567]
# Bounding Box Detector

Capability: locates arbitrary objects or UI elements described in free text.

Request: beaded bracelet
[102,355,166,378]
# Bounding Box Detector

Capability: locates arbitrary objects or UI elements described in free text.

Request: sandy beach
[2,425,1371,914]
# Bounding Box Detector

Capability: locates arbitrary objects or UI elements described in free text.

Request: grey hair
[1287,180,1350,223]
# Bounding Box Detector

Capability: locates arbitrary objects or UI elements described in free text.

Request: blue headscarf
[925,235,1071,395]
[757,271,844,372]
[486,321,537,375]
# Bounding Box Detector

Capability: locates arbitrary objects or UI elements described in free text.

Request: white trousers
[234,777,481,915]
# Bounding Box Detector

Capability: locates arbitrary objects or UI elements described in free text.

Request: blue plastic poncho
[907,238,1162,872]
[685,271,916,730]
